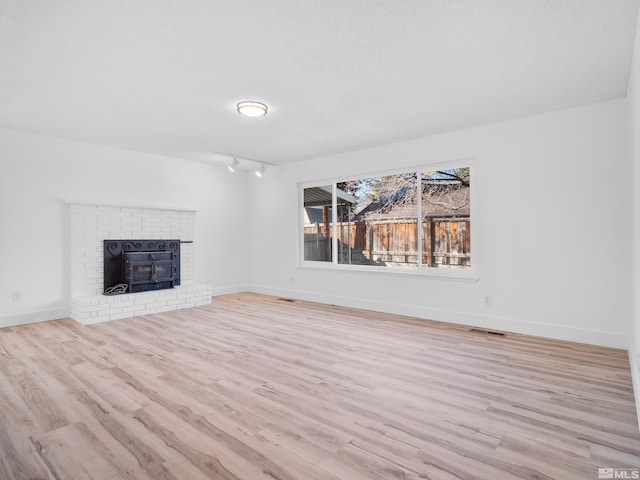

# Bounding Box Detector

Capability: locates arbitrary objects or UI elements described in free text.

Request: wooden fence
[303,227,331,262]
[304,217,470,267]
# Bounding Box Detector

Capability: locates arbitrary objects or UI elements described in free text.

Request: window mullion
[417,172,423,267]
[332,183,338,265]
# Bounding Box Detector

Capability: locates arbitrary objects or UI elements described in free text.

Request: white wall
[628,6,640,429]
[247,99,632,349]
[0,128,248,326]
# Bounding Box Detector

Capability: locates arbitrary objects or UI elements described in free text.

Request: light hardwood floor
[0,292,639,479]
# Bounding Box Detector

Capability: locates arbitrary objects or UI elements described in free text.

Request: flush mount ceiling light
[237,101,268,117]
[255,163,266,177]
[228,158,240,172]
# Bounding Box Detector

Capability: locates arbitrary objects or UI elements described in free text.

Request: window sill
[297,261,479,282]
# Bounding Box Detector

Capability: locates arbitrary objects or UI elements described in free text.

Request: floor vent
[469,328,506,337]
[277,298,296,303]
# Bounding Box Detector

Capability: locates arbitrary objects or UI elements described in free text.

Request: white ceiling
[1,1,638,168]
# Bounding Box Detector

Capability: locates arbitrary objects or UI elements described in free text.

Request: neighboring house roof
[353,182,470,222]
[304,206,325,225]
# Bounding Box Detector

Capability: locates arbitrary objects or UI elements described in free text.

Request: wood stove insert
[103,240,181,294]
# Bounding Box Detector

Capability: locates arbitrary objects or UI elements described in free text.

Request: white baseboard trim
[211,284,250,296]
[246,284,628,349]
[629,341,640,432]
[2,286,629,351]
[0,307,70,328]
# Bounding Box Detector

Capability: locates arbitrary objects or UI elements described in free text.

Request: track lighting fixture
[226,157,268,177]
[228,158,240,172]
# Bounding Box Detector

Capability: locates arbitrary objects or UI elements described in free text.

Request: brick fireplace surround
[68,202,212,324]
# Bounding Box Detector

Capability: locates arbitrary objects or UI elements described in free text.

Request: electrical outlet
[12,291,22,302]
[484,296,492,306]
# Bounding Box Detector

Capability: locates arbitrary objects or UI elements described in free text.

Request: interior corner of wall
[629,339,640,432]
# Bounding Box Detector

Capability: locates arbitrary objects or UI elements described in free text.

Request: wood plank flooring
[0,292,639,479]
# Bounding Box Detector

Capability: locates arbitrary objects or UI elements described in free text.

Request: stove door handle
[150,262,157,283]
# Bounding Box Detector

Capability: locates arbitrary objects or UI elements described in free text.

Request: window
[301,166,471,271]
[303,185,333,262]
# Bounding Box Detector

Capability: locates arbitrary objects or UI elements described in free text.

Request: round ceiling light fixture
[237,101,268,117]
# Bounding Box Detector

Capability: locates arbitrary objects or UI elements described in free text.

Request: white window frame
[298,158,478,282]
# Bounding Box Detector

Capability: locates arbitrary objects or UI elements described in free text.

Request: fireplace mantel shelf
[65,199,197,213]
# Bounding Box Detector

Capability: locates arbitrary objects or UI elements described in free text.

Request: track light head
[228,158,240,172]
